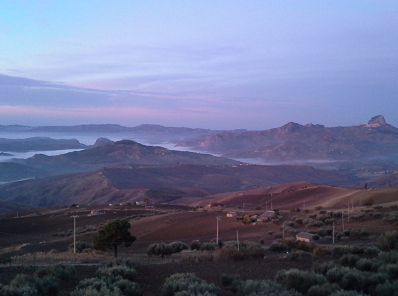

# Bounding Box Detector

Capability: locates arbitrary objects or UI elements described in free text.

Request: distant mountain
[0,123,247,137]
[0,163,349,209]
[11,140,241,176]
[175,115,398,162]
[0,137,86,152]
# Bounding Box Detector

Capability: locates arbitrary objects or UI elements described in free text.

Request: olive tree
[92,219,136,258]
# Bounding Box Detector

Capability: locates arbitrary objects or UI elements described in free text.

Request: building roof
[296,232,314,240]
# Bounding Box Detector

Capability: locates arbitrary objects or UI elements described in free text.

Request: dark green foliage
[168,241,189,253]
[288,250,312,261]
[268,241,289,253]
[3,274,59,296]
[161,273,219,296]
[375,280,398,296]
[68,241,92,253]
[146,243,173,258]
[339,254,360,268]
[307,283,340,296]
[72,276,142,296]
[95,266,137,281]
[200,242,217,251]
[234,279,302,296]
[221,274,241,287]
[329,290,367,296]
[34,264,76,281]
[312,261,339,275]
[92,219,136,258]
[106,258,137,269]
[190,240,202,250]
[378,264,398,278]
[364,246,381,256]
[275,268,327,294]
[378,230,398,251]
[218,241,265,260]
[71,263,142,296]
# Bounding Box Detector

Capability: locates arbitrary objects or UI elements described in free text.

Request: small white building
[296,232,314,243]
[227,212,237,217]
[89,210,104,216]
[257,210,275,222]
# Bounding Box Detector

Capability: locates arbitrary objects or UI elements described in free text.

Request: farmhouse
[296,232,314,243]
[257,210,275,222]
[89,210,104,216]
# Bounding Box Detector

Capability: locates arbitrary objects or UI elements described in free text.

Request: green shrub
[200,242,217,251]
[161,273,219,296]
[364,246,381,256]
[34,264,76,281]
[220,274,240,287]
[329,290,368,296]
[288,250,312,261]
[275,268,327,294]
[190,240,202,250]
[8,274,59,296]
[307,283,340,296]
[234,279,301,296]
[147,243,173,258]
[95,266,137,281]
[339,254,360,267]
[168,241,189,253]
[375,280,398,296]
[269,242,289,253]
[68,241,92,253]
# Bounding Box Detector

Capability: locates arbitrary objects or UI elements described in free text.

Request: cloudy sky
[0,1,397,130]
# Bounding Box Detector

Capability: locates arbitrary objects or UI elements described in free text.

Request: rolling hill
[0,164,349,210]
[10,140,241,176]
[174,115,398,162]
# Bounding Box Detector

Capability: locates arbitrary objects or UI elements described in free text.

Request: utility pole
[216,216,221,245]
[271,193,273,210]
[237,230,240,251]
[71,215,79,253]
[342,211,345,231]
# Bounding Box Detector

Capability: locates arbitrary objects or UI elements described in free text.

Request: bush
[68,241,92,253]
[35,264,76,281]
[95,266,137,281]
[330,290,368,296]
[275,268,327,294]
[190,240,202,250]
[364,246,381,256]
[269,242,289,253]
[307,283,340,296]
[200,242,217,251]
[147,243,173,258]
[288,250,312,261]
[220,274,240,287]
[339,254,360,267]
[375,280,398,296]
[234,279,302,296]
[7,274,59,296]
[161,273,219,296]
[168,241,189,253]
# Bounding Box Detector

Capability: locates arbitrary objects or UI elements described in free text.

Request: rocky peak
[368,115,387,126]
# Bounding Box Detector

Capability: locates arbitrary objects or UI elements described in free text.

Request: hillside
[174,115,398,162]
[0,164,349,210]
[175,181,398,210]
[10,140,241,176]
[0,137,86,152]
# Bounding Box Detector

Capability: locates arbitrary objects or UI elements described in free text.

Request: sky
[0,0,397,130]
